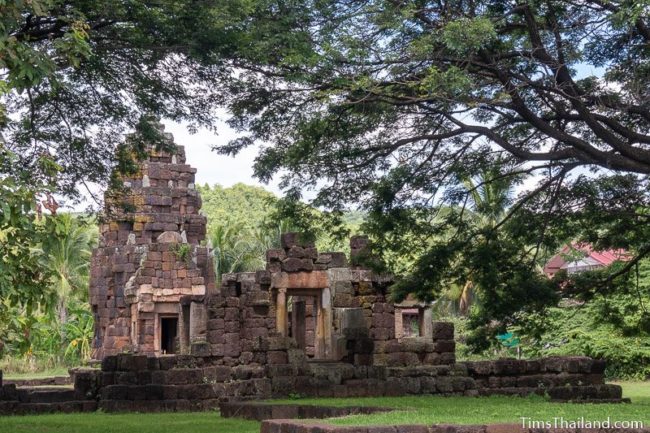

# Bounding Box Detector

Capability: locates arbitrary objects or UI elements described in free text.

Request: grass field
[0,382,647,433]
[272,381,650,426]
[0,412,260,433]
[1,367,71,380]
[613,381,650,401]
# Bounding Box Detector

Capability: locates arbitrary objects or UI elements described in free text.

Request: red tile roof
[543,243,629,277]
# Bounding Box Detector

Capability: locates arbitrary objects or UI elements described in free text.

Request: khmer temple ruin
[89,136,216,359]
[0,128,628,416]
[87,131,443,366]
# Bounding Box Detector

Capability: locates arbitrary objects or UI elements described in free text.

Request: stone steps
[0,400,97,415]
[17,388,78,404]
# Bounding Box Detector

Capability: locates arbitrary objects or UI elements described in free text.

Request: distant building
[543,243,628,278]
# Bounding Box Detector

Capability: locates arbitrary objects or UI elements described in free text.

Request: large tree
[213,0,649,344]
[3,0,649,346]
[0,0,256,199]
[221,0,649,175]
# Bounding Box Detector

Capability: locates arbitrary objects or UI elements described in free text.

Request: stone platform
[0,351,627,415]
[2,376,72,387]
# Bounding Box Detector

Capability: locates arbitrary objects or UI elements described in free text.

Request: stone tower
[89,125,216,358]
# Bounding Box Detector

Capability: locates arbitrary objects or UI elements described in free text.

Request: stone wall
[95,354,259,412]
[88,351,622,412]
[0,350,627,415]
[369,318,455,367]
[197,233,458,371]
[464,357,623,402]
[90,352,477,412]
[1,376,71,387]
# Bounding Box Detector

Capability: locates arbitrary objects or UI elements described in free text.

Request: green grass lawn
[0,412,260,433]
[274,381,650,426]
[613,381,650,401]
[2,368,71,380]
[0,382,647,432]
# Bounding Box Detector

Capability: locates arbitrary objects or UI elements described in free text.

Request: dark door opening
[161,317,178,354]
[289,296,317,358]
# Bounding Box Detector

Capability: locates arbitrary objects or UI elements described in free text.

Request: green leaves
[200,183,293,280]
[515,260,650,379]
[62,305,93,361]
[419,66,473,98]
[199,182,361,281]
[0,0,91,91]
[0,210,95,361]
[1,0,262,201]
[210,0,649,352]
[0,177,52,342]
[442,17,497,54]
[610,0,650,29]
[52,20,92,68]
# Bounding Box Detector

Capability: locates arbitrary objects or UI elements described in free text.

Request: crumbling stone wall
[0,355,622,415]
[89,349,475,412]
[59,351,621,414]
[464,357,623,402]
[202,233,454,369]
[95,354,266,412]
[0,369,99,415]
[89,126,216,358]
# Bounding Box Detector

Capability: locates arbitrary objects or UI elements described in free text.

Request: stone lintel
[271,271,329,290]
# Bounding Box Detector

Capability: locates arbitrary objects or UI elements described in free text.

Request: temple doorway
[275,287,333,360]
[160,316,178,354]
[289,296,317,357]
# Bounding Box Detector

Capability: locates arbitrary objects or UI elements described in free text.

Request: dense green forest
[198,183,363,279]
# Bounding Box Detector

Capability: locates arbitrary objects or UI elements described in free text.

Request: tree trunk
[58,297,67,324]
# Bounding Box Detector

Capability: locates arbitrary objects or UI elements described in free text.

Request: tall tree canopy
[213,0,649,344]
[221,0,650,176]
[0,0,253,199]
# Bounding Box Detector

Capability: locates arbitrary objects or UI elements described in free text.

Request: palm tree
[461,168,514,229]
[40,214,96,324]
[455,168,518,315]
[209,223,263,281]
[209,219,298,283]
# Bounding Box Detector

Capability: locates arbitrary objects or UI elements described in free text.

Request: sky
[163,120,281,194]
